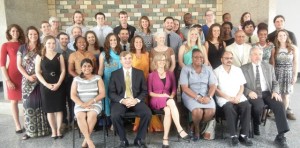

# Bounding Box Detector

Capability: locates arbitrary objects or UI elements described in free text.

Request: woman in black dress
[35,35,66,139]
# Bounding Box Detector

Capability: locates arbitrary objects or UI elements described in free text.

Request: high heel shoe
[177,130,190,142]
[162,139,169,148]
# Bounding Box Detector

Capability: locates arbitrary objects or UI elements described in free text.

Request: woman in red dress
[0,24,25,133]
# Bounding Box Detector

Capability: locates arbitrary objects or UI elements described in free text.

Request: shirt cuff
[136,98,141,103]
[119,98,124,104]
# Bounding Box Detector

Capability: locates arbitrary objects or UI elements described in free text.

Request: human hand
[6,80,16,90]
[248,91,257,99]
[51,83,60,91]
[27,75,37,82]
[271,92,282,102]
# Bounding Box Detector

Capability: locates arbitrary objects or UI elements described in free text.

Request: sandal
[162,139,169,148]
[22,134,30,140]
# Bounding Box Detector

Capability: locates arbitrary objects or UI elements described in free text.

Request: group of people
[0,9,297,148]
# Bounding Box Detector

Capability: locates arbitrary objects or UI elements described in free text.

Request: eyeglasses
[158,59,166,62]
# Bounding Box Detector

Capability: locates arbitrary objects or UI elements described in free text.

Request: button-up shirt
[91,25,113,47]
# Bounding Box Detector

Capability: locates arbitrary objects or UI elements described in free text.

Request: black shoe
[118,140,129,148]
[238,135,253,146]
[15,128,24,134]
[134,139,147,148]
[274,134,289,148]
[254,125,260,136]
[231,137,239,146]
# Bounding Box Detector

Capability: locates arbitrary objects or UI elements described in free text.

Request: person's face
[134,37,143,51]
[141,19,149,29]
[28,29,39,42]
[72,28,82,38]
[277,31,288,43]
[9,27,20,40]
[41,23,51,35]
[243,13,251,22]
[59,35,69,47]
[119,14,128,24]
[45,38,56,51]
[192,51,204,66]
[109,35,118,49]
[76,37,87,52]
[212,26,221,38]
[120,54,132,69]
[173,20,180,31]
[223,14,231,22]
[250,48,263,64]
[205,11,215,22]
[222,24,231,35]
[258,30,268,43]
[50,20,59,28]
[244,24,254,35]
[184,14,192,26]
[189,30,199,42]
[119,30,129,42]
[274,17,285,30]
[96,14,105,25]
[86,33,96,45]
[235,31,246,45]
[81,62,93,75]
[164,19,174,31]
[155,33,166,45]
[156,56,166,69]
[74,13,83,24]
[221,52,233,66]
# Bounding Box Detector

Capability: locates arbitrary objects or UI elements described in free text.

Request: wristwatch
[207,95,213,100]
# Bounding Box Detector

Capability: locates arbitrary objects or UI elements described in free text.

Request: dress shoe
[274,134,289,148]
[134,139,147,148]
[177,130,190,142]
[254,125,260,136]
[238,135,253,146]
[162,139,169,148]
[118,140,129,148]
[231,136,239,146]
[15,128,24,134]
[287,113,296,120]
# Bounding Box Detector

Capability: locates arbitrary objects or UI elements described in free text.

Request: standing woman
[221,22,235,46]
[178,28,209,69]
[17,26,50,140]
[271,29,298,120]
[205,23,226,69]
[35,36,66,139]
[135,16,154,51]
[85,31,101,71]
[0,24,25,133]
[173,19,184,41]
[98,33,122,121]
[255,23,274,63]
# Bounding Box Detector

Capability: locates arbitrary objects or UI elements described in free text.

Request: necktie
[123,45,127,51]
[125,70,132,98]
[256,65,262,98]
[167,34,171,47]
[99,28,104,47]
[248,36,252,43]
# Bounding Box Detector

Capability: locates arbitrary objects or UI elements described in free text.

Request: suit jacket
[108,67,147,103]
[241,61,279,96]
[226,42,251,67]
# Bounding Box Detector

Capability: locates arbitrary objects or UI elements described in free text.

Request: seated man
[214,51,253,146]
[109,51,151,148]
[241,46,290,148]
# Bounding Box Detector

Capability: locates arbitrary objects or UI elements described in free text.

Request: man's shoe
[274,134,289,148]
[118,140,129,148]
[134,139,147,148]
[254,125,260,136]
[287,113,296,120]
[238,135,253,146]
[231,136,239,146]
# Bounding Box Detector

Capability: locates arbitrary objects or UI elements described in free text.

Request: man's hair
[119,11,127,16]
[164,16,174,22]
[57,32,69,39]
[273,15,285,23]
[120,51,132,57]
[222,13,230,21]
[95,12,105,19]
[242,20,256,30]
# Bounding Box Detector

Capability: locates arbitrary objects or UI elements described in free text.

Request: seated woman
[180,49,217,141]
[70,58,105,148]
[148,53,189,147]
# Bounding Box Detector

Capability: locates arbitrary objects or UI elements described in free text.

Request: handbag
[201,119,216,140]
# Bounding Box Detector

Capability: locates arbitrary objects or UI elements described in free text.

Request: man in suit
[109,51,151,148]
[226,30,251,67]
[241,46,290,148]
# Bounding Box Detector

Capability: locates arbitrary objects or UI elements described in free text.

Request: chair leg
[103,116,106,148]
[73,119,75,148]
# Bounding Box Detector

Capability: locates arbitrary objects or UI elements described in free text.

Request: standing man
[109,51,151,148]
[242,20,258,44]
[202,10,215,39]
[113,11,136,42]
[67,26,82,51]
[226,30,251,67]
[268,15,297,45]
[119,28,130,51]
[214,51,253,146]
[91,12,113,51]
[181,13,193,41]
[241,46,289,148]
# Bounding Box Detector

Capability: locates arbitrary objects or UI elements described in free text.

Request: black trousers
[222,101,251,136]
[111,102,151,141]
[248,91,289,134]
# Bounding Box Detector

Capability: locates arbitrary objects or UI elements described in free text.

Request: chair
[261,104,270,126]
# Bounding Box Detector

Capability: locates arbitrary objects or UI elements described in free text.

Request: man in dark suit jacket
[109,51,151,148]
[241,46,289,148]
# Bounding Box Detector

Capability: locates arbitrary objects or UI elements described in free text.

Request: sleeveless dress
[275,48,294,94]
[73,75,103,115]
[183,45,199,65]
[207,41,225,69]
[40,53,66,113]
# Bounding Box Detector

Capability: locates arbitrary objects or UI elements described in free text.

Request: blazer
[226,42,251,67]
[108,67,147,103]
[241,61,279,96]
